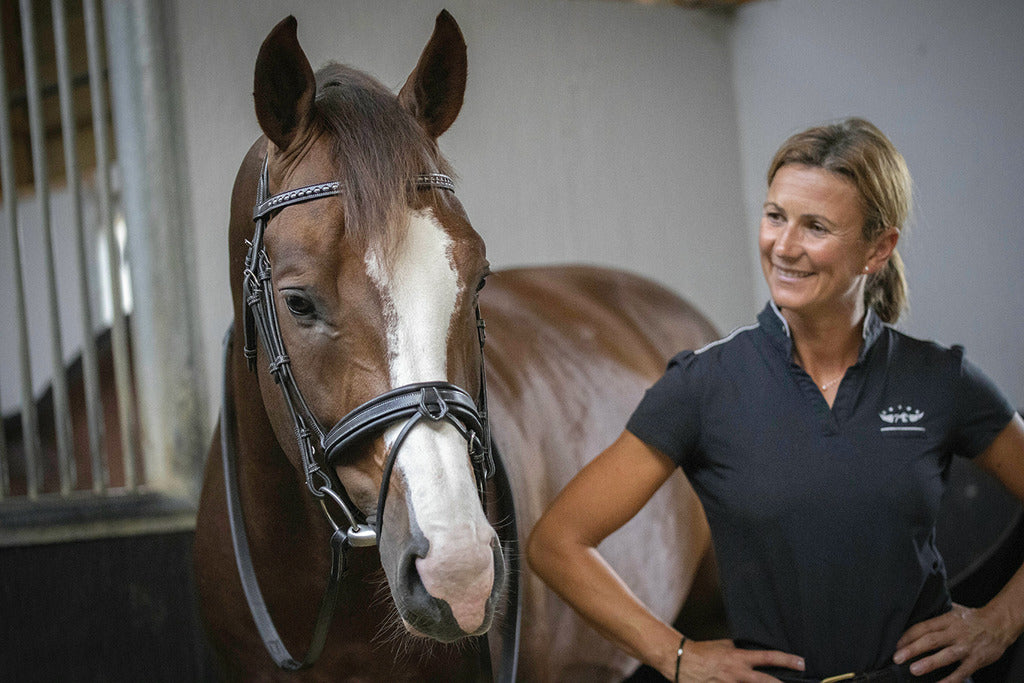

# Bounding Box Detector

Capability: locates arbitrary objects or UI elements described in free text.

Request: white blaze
[365,208,494,634]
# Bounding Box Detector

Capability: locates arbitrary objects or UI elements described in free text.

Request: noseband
[221,154,519,675]
[242,155,493,544]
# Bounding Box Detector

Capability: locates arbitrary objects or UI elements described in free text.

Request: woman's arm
[526,430,805,681]
[895,413,1024,682]
[527,430,683,674]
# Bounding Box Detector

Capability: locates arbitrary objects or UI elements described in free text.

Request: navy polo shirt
[626,302,1015,677]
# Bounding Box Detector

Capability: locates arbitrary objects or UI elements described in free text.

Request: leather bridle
[244,156,493,537]
[221,155,520,679]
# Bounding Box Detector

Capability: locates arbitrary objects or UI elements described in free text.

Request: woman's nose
[773,223,800,258]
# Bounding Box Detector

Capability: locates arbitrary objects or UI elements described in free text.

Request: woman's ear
[866,227,900,273]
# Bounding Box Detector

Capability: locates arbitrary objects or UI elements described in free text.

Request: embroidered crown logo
[879,405,925,424]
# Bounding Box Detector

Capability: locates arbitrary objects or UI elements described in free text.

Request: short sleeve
[950,347,1017,458]
[625,350,704,469]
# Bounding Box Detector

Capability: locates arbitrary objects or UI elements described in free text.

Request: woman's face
[759,164,893,322]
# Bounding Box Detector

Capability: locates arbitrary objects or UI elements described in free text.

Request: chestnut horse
[193,11,718,682]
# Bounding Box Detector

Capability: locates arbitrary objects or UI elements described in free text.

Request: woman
[527,118,1024,683]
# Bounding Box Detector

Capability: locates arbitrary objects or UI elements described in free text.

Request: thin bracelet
[674,634,687,683]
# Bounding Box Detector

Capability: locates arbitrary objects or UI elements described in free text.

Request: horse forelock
[313,63,454,256]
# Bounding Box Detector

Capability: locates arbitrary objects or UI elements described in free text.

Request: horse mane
[313,63,454,251]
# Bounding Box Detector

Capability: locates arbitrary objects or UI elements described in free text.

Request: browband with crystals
[252,173,456,221]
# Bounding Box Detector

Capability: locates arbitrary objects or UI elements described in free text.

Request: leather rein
[220,155,520,679]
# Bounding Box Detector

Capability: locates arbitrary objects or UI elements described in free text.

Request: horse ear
[254,16,316,152]
[398,10,467,139]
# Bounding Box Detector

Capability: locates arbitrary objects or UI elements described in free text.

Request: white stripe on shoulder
[694,323,760,355]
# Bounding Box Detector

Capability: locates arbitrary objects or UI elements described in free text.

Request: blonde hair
[767,118,912,323]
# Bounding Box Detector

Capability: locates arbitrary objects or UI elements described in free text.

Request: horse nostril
[402,548,425,594]
[395,543,467,640]
[397,536,431,604]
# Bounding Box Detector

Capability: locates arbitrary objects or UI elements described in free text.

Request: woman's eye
[284,293,316,319]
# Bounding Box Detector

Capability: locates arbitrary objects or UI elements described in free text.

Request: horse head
[227,11,503,643]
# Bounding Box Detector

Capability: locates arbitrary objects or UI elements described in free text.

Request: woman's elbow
[528,511,577,581]
[526,512,565,580]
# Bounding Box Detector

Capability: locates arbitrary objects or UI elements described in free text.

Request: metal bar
[0,349,5,497]
[55,0,106,493]
[0,490,197,547]
[86,0,136,490]
[0,18,6,492]
[0,2,19,500]
[20,0,77,495]
[6,69,95,108]
[103,0,209,498]
[3,3,42,499]
[0,391,7,497]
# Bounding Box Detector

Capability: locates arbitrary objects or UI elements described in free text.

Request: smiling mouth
[773,264,814,279]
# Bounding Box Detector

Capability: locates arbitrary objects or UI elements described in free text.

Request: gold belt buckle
[821,674,856,683]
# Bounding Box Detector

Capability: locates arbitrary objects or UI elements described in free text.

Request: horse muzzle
[393,527,506,642]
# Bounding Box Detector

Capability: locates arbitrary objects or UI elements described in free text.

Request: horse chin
[399,607,493,644]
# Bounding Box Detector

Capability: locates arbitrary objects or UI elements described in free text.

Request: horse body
[194,11,716,681]
[480,266,716,679]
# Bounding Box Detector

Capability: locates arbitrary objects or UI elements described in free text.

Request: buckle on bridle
[316,484,377,548]
[468,430,495,481]
[418,386,449,421]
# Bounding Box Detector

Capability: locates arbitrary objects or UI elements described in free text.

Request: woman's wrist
[980,598,1024,648]
[674,635,687,682]
[645,630,686,681]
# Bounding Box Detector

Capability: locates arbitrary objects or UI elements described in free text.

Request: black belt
[759,660,962,683]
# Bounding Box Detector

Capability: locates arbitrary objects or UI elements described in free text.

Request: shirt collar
[758,300,886,362]
[859,306,885,361]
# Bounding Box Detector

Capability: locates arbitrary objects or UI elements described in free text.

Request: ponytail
[865,248,907,324]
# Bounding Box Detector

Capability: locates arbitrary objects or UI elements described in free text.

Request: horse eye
[284,292,316,319]
[475,267,491,293]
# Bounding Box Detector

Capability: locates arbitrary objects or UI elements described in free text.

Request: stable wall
[171,0,1023,415]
